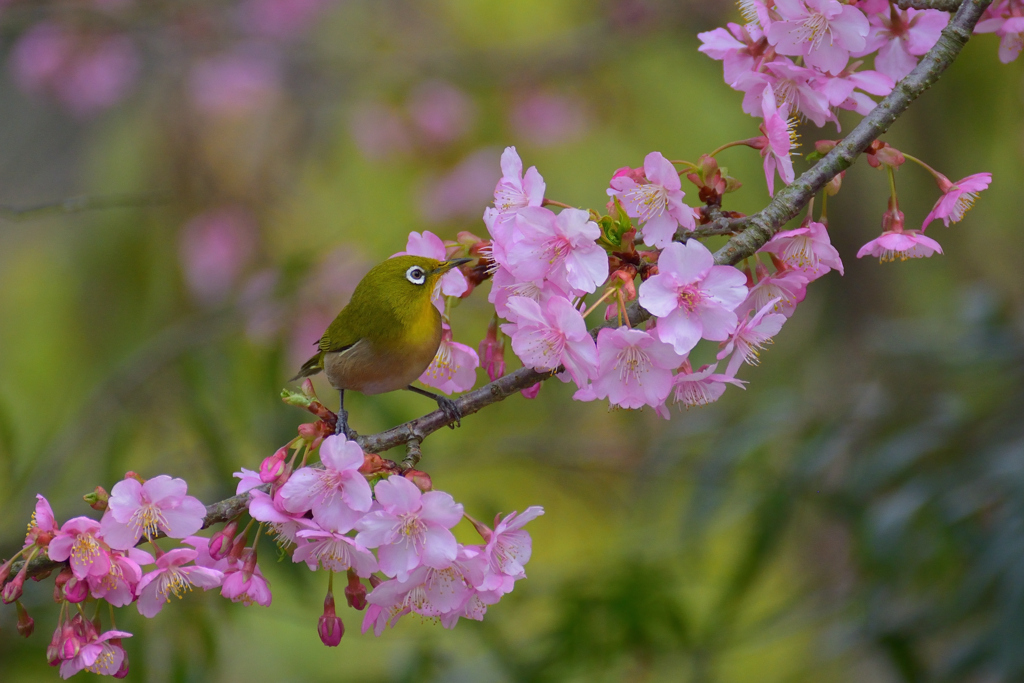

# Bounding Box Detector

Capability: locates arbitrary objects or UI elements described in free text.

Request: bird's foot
[436,396,462,429]
[335,409,351,439]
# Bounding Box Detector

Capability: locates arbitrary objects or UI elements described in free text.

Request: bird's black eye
[406,266,426,285]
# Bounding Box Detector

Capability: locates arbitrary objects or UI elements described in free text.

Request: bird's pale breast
[323,305,442,395]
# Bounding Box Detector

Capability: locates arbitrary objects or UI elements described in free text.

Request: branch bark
[1,0,994,589]
[895,0,963,10]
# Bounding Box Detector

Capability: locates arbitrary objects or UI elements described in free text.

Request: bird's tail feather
[290,352,324,381]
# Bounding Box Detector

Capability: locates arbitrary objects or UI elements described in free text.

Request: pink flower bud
[815,139,838,155]
[611,165,645,183]
[403,469,432,492]
[16,601,34,637]
[53,566,73,603]
[2,564,27,604]
[209,520,239,561]
[478,317,506,382]
[228,528,249,562]
[465,514,493,542]
[301,378,317,399]
[318,593,344,646]
[260,447,288,483]
[344,571,367,611]
[64,576,89,603]
[521,383,542,399]
[0,558,12,587]
[359,453,386,474]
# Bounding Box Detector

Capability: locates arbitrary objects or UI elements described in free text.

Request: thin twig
[0,192,169,222]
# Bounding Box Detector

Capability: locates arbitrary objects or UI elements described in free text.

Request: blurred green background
[1,1,1023,681]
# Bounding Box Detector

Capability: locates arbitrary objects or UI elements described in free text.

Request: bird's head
[363,255,472,309]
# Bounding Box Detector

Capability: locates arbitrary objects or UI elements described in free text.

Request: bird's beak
[431,257,473,275]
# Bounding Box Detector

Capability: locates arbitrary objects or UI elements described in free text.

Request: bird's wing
[318,310,362,353]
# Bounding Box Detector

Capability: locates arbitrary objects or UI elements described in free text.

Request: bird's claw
[436,397,462,429]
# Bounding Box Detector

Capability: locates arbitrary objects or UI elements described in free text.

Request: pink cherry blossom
[362,545,491,634]
[419,324,480,394]
[922,172,992,229]
[607,151,695,248]
[741,265,810,317]
[976,14,1024,63]
[233,467,263,494]
[767,0,869,75]
[856,229,943,261]
[661,362,747,413]
[354,475,464,581]
[248,489,307,546]
[220,554,273,607]
[487,265,571,322]
[48,517,111,580]
[99,475,207,550]
[578,328,682,409]
[86,549,151,607]
[278,434,373,533]
[507,207,609,294]
[759,220,844,279]
[182,535,229,571]
[24,494,59,549]
[293,527,379,576]
[857,7,949,80]
[717,299,788,376]
[815,63,894,115]
[57,625,132,680]
[477,507,544,594]
[698,22,766,86]
[397,230,468,298]
[500,295,599,387]
[759,87,797,196]
[736,58,836,128]
[136,548,224,618]
[493,146,545,223]
[638,240,748,355]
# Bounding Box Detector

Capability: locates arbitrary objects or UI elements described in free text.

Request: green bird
[292,254,472,438]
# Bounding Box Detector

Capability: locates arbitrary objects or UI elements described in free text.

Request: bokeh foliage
[1,1,1023,681]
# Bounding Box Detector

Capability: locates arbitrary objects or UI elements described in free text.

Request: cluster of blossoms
[1,401,541,678]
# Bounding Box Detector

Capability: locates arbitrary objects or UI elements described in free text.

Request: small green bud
[281,388,313,409]
[83,486,109,512]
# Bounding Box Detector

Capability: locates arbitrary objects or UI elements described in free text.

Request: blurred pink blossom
[407,80,477,145]
[509,91,590,147]
[417,149,502,224]
[180,207,257,306]
[189,48,281,116]
[239,0,332,41]
[349,101,413,161]
[11,23,139,117]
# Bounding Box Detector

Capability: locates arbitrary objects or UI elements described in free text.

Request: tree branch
[711,0,990,267]
[1,0,994,589]
[895,0,963,11]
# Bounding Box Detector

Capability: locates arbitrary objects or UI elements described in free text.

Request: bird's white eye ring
[406,266,427,285]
